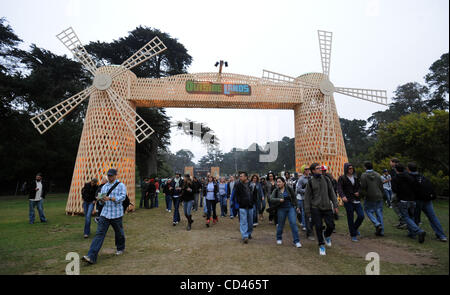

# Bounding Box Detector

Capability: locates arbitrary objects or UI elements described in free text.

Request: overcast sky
[2,0,449,162]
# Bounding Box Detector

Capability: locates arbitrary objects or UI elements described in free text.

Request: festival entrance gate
[30,28,388,215]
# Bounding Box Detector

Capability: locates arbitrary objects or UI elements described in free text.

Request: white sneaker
[319,245,326,256]
[115,250,124,255]
[302,227,307,231]
[253,223,258,226]
[295,242,302,248]
[325,237,332,247]
[276,240,282,245]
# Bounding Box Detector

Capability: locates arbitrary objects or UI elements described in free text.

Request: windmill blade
[111,36,167,79]
[56,27,98,75]
[320,94,337,155]
[30,86,94,134]
[318,30,332,77]
[334,87,388,105]
[262,69,318,89]
[105,87,155,143]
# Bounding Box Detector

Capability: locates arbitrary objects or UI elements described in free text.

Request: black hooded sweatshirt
[337,163,361,203]
[392,172,416,201]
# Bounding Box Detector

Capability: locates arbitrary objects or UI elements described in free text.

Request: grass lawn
[0,192,448,275]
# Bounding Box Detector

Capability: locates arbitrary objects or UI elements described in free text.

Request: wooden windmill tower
[30,27,167,214]
[262,30,388,179]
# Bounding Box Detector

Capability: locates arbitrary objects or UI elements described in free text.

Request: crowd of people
[25,157,447,264]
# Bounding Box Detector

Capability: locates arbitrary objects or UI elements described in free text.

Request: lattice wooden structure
[211,167,220,179]
[184,166,194,178]
[30,28,387,215]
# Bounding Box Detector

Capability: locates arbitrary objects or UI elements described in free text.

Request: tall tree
[425,53,449,111]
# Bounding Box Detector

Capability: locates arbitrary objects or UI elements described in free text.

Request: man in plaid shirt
[83,168,127,264]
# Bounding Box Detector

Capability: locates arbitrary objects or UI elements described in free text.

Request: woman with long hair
[181,175,195,231]
[266,172,278,225]
[270,176,302,248]
[249,174,264,226]
[203,175,218,227]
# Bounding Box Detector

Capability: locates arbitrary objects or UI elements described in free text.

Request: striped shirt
[100,180,127,219]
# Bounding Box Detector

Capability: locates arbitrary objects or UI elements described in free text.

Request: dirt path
[78,205,439,275]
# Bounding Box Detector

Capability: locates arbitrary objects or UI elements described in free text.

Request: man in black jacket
[389,158,406,229]
[81,178,98,238]
[234,171,255,244]
[408,163,447,242]
[338,163,364,242]
[28,173,48,224]
[392,163,426,243]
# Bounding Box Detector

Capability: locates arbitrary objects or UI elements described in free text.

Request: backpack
[106,181,131,213]
[416,175,436,201]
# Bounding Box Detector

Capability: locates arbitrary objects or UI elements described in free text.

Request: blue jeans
[183,200,194,216]
[172,197,181,222]
[203,197,208,214]
[165,195,172,211]
[29,200,47,223]
[206,199,217,219]
[364,200,384,235]
[344,202,365,237]
[297,200,306,226]
[384,189,392,207]
[86,216,125,263]
[219,194,228,216]
[239,208,254,239]
[253,204,258,224]
[154,192,159,208]
[83,201,95,235]
[277,206,300,244]
[399,201,423,237]
[415,200,447,239]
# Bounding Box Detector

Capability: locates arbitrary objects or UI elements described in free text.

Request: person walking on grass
[304,163,338,256]
[266,172,278,225]
[94,175,108,224]
[390,158,406,229]
[408,162,447,242]
[203,175,218,227]
[338,163,364,242]
[360,161,385,237]
[234,171,255,244]
[249,175,264,227]
[381,169,393,208]
[258,177,267,221]
[192,176,201,211]
[392,163,426,243]
[147,179,157,209]
[270,176,302,248]
[83,168,126,264]
[296,165,314,240]
[139,177,149,209]
[28,173,48,224]
[81,178,98,238]
[163,178,173,212]
[182,174,195,231]
[218,177,229,217]
[171,173,183,226]
[228,176,237,219]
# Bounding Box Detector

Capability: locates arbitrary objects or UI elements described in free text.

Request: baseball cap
[107,168,117,176]
[321,165,328,171]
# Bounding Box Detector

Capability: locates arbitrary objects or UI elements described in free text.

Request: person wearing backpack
[360,161,385,237]
[304,163,339,256]
[408,163,447,242]
[82,168,127,264]
[392,163,426,243]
